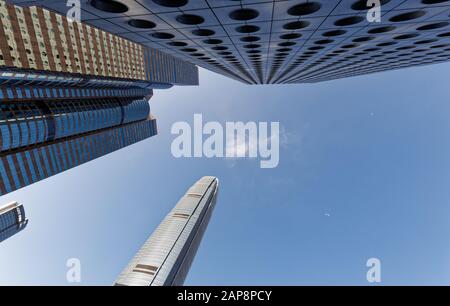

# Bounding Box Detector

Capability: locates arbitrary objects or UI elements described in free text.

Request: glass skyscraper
[0,201,27,243]
[0,0,199,196]
[114,176,219,286]
[12,0,450,84]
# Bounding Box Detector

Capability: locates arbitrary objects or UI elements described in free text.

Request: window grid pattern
[115,177,218,287]
[0,98,150,152]
[0,118,157,196]
[0,85,151,101]
[0,0,198,86]
[0,202,27,243]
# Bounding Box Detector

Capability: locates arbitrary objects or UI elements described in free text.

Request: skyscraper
[0,0,198,196]
[114,176,219,286]
[11,0,450,84]
[0,201,28,243]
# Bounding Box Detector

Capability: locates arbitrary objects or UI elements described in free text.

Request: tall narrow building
[115,176,219,286]
[0,201,28,243]
[11,0,450,84]
[0,0,198,196]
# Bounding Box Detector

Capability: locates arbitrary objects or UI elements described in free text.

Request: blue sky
[1,63,450,285]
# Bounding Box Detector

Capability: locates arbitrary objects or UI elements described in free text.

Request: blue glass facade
[0,81,157,196]
[0,76,158,197]
[0,98,150,152]
[0,201,27,243]
[0,118,157,196]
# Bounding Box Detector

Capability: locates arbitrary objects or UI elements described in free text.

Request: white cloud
[225,132,259,158]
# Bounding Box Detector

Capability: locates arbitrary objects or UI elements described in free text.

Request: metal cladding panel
[10,0,450,85]
[1,0,198,86]
[170,187,218,286]
[114,176,219,286]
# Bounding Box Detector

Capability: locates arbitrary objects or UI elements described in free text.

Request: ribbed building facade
[0,0,199,196]
[0,0,198,85]
[12,0,450,84]
[0,201,27,243]
[115,176,219,286]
